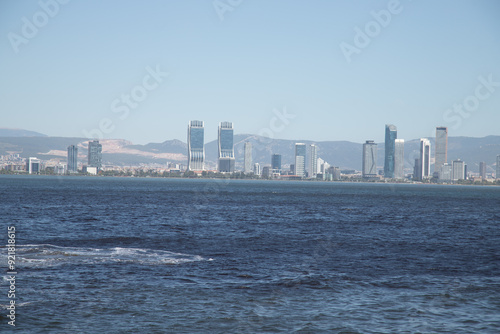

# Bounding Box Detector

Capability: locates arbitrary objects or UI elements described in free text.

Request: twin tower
[187,120,234,173]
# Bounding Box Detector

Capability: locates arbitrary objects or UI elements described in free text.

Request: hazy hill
[0,128,47,137]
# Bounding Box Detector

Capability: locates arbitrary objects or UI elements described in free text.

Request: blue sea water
[1,175,500,333]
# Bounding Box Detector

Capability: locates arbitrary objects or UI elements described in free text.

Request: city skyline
[1,1,499,145]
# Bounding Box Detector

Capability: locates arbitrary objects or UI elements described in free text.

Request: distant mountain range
[0,128,47,137]
[0,129,499,173]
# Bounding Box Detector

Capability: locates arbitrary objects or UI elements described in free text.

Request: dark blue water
[1,175,500,333]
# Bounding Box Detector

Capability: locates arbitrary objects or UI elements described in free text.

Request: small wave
[5,244,207,268]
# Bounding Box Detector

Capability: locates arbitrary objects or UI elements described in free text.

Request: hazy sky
[1,0,499,144]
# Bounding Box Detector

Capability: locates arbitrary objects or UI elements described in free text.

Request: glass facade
[218,122,235,172]
[363,140,377,178]
[67,145,78,172]
[88,140,102,168]
[295,143,306,177]
[435,127,448,175]
[188,120,205,171]
[272,154,281,170]
[394,139,404,179]
[384,124,397,178]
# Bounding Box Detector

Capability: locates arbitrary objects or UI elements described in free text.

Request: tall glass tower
[362,140,377,178]
[88,140,102,169]
[309,144,317,178]
[187,120,205,171]
[295,143,306,177]
[417,138,431,180]
[244,142,252,174]
[67,145,78,172]
[384,124,397,178]
[435,127,448,175]
[218,121,235,173]
[272,154,282,171]
[394,139,404,179]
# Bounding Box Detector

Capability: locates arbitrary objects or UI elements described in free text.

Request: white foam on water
[11,244,208,268]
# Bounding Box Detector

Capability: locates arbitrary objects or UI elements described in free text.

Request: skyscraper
[26,157,41,174]
[67,145,78,172]
[452,159,465,181]
[187,120,205,171]
[244,142,252,174]
[295,143,306,177]
[479,161,487,179]
[309,144,317,178]
[218,121,235,173]
[253,163,261,176]
[435,127,448,175]
[362,140,377,178]
[272,154,282,171]
[384,124,397,178]
[394,139,404,180]
[497,155,500,179]
[88,140,102,169]
[417,138,431,180]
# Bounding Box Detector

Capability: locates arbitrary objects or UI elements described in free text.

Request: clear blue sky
[1,0,499,144]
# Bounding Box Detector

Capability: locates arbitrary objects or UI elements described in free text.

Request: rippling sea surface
[1,175,500,333]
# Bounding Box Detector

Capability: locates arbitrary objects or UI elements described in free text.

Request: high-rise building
[384,124,397,178]
[295,143,306,177]
[188,120,205,171]
[394,139,404,179]
[88,140,102,169]
[452,159,465,180]
[362,140,377,178]
[218,121,235,173]
[479,161,487,179]
[435,127,448,176]
[272,154,282,171]
[244,142,252,174]
[439,163,453,181]
[253,163,261,176]
[67,145,78,172]
[26,157,41,174]
[417,138,431,180]
[309,144,317,178]
[497,155,500,179]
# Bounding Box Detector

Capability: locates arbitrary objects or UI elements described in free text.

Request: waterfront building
[435,127,448,176]
[417,138,431,180]
[479,161,487,179]
[188,120,205,171]
[394,139,404,179]
[309,144,317,178]
[384,124,397,178]
[67,145,78,172]
[244,142,252,174]
[88,140,102,169]
[294,143,306,177]
[439,163,453,181]
[362,140,377,178]
[271,154,281,171]
[452,159,465,181]
[253,163,261,176]
[26,157,41,174]
[218,122,235,173]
